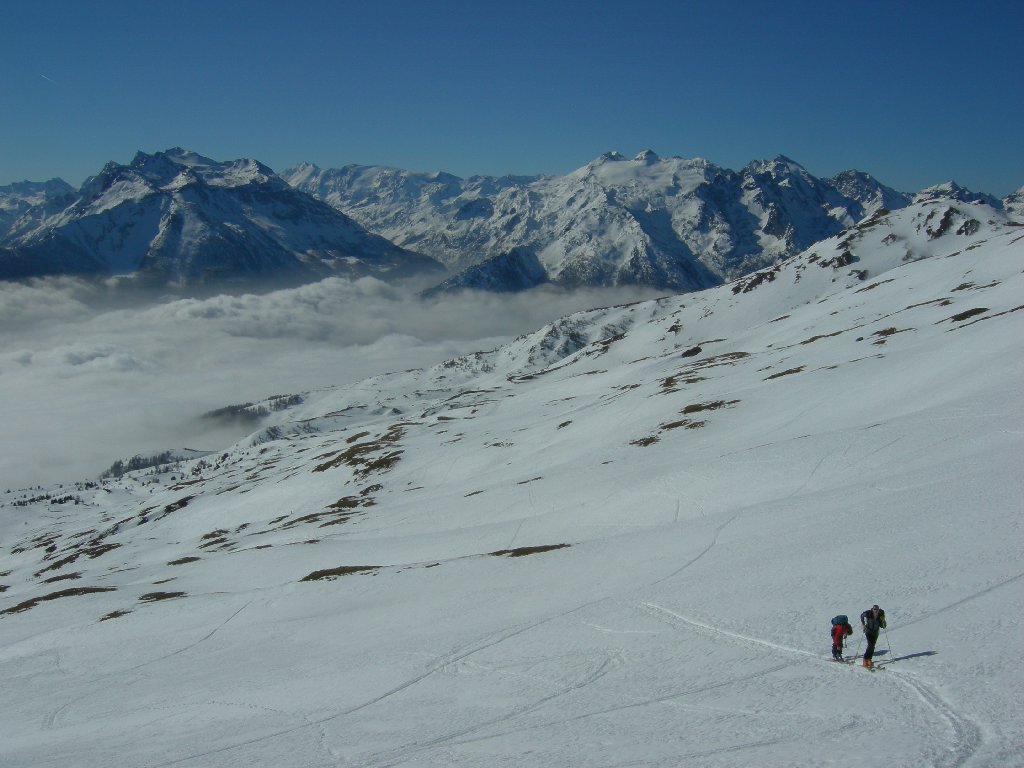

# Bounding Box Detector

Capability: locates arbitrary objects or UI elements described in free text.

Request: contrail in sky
[39,73,57,84]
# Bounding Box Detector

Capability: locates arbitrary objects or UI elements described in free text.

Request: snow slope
[1,200,1022,766]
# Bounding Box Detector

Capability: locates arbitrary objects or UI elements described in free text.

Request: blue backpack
[830,615,851,637]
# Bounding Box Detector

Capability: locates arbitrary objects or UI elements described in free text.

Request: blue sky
[2,0,1021,195]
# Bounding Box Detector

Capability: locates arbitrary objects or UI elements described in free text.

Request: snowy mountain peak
[0,178,75,236]
[127,148,278,189]
[1004,185,1024,218]
[745,154,808,178]
[0,149,444,285]
[913,180,1001,208]
[633,148,661,164]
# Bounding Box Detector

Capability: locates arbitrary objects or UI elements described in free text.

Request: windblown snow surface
[1,200,1023,767]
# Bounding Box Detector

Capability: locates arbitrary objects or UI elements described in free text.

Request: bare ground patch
[300,566,380,582]
[682,399,740,415]
[488,544,571,558]
[2,586,117,616]
[138,591,186,602]
[765,366,805,380]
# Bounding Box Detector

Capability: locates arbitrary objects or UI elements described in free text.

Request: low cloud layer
[0,277,661,490]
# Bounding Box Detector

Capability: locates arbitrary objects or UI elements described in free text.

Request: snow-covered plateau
[1,199,1023,766]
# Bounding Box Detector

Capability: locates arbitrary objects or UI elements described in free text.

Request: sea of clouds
[0,276,661,491]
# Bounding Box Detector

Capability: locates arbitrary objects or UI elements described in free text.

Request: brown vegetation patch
[683,351,750,371]
[328,495,375,511]
[945,308,989,323]
[819,251,857,269]
[42,572,82,583]
[198,529,233,548]
[949,304,1024,329]
[871,327,914,345]
[732,266,780,293]
[660,419,703,430]
[312,429,405,478]
[138,591,186,602]
[168,557,201,566]
[300,565,380,581]
[659,371,707,394]
[799,330,845,345]
[2,586,117,615]
[682,399,740,415]
[855,278,895,293]
[488,544,571,558]
[765,366,805,380]
[152,495,194,522]
[680,345,702,357]
[630,435,660,447]
[318,515,362,529]
[100,610,132,621]
[35,542,122,577]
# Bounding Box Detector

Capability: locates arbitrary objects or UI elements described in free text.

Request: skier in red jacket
[832,618,853,661]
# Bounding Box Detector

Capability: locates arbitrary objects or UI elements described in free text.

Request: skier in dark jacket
[860,604,887,667]
[832,618,853,661]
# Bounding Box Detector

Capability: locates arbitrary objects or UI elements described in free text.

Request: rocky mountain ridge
[284,151,923,292]
[0,149,443,286]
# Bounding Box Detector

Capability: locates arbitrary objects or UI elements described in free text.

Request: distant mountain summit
[421,248,548,297]
[1004,186,1024,218]
[0,149,443,286]
[0,178,75,237]
[912,180,1002,208]
[283,151,914,293]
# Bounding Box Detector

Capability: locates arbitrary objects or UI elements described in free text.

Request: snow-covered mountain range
[3,197,1022,765]
[3,149,1019,295]
[0,149,443,286]
[284,151,924,292]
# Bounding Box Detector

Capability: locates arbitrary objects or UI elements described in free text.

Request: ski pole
[883,625,895,663]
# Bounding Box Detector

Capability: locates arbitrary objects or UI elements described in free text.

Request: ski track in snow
[41,599,252,733]
[434,659,801,764]
[639,602,982,767]
[355,653,623,767]
[142,605,612,767]
[895,570,1024,630]
[650,511,739,585]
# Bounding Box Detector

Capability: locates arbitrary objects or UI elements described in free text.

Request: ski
[829,657,886,670]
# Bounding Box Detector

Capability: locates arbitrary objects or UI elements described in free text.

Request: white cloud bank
[0,276,662,490]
